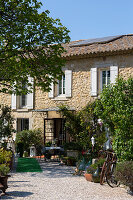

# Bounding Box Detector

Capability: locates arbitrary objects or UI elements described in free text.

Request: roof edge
[70,34,133,47]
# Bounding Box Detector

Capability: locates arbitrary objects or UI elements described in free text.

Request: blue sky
[40,0,133,41]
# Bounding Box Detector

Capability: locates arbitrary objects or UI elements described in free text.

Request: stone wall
[34,54,133,112]
[0,53,132,138]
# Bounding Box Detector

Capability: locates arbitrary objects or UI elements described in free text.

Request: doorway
[44,118,66,145]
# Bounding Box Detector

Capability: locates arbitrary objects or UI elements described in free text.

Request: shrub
[0,105,15,139]
[0,148,12,176]
[95,77,133,160]
[64,142,82,151]
[15,129,43,157]
[0,148,12,164]
[86,165,96,174]
[115,161,133,192]
[0,164,10,176]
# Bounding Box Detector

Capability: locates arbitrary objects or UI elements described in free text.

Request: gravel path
[1,160,133,200]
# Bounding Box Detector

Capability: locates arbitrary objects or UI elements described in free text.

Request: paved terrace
[1,160,132,200]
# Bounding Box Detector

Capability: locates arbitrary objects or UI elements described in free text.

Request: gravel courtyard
[1,160,133,200]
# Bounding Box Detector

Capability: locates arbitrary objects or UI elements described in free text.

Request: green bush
[64,142,82,151]
[15,129,43,157]
[0,164,10,176]
[0,148,12,176]
[115,161,133,192]
[0,148,12,164]
[62,156,77,166]
[45,141,52,147]
[59,103,106,154]
[86,165,96,174]
[95,77,133,161]
[0,105,16,139]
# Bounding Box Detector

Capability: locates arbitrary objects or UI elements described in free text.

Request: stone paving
[1,160,133,200]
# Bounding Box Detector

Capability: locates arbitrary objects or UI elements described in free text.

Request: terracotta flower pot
[84,173,93,182]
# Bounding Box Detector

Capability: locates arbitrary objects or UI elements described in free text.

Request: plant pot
[0,175,10,194]
[84,173,93,182]
[92,175,100,183]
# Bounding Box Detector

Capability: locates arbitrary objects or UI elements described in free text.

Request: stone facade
[0,40,133,145]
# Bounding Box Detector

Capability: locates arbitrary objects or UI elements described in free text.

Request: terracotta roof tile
[62,34,133,58]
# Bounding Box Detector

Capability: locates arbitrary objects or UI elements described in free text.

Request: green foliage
[59,105,82,141]
[95,77,133,160]
[0,0,70,94]
[115,161,133,191]
[59,103,106,151]
[15,129,43,155]
[0,148,12,164]
[0,105,15,139]
[45,141,52,147]
[86,165,96,174]
[0,164,10,176]
[64,142,82,151]
[86,158,105,174]
[0,148,12,176]
[62,156,77,166]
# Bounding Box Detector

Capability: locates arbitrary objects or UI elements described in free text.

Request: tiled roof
[62,34,133,58]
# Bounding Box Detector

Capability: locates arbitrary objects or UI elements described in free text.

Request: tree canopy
[95,77,133,161]
[0,0,70,95]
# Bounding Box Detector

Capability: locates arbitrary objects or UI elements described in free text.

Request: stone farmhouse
[0,34,133,146]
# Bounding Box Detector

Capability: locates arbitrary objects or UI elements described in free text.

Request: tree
[95,77,133,161]
[0,0,70,95]
[0,105,15,139]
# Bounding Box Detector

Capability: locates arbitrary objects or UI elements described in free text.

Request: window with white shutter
[110,66,118,84]
[99,66,118,93]
[27,77,34,109]
[11,77,34,110]
[11,94,17,109]
[91,68,97,96]
[49,70,72,99]
[65,70,72,97]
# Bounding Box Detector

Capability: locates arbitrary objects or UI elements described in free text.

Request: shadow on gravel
[38,161,76,178]
[9,181,29,183]
[0,191,33,199]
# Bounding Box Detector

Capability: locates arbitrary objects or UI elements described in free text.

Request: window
[101,70,110,90]
[17,118,29,132]
[91,66,118,96]
[58,74,65,95]
[11,77,34,110]
[48,70,72,99]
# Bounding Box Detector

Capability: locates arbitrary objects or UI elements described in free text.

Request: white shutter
[91,68,97,96]
[11,94,17,109]
[48,82,54,98]
[65,70,72,97]
[27,77,34,109]
[110,66,118,84]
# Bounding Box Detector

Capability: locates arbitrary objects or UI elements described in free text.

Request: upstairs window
[101,70,110,90]
[11,77,34,110]
[91,66,118,96]
[49,70,72,99]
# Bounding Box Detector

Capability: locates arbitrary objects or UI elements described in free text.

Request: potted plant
[0,148,12,195]
[84,158,105,182]
[84,165,96,181]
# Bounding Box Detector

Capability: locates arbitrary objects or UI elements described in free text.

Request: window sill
[52,96,69,101]
[16,108,29,112]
